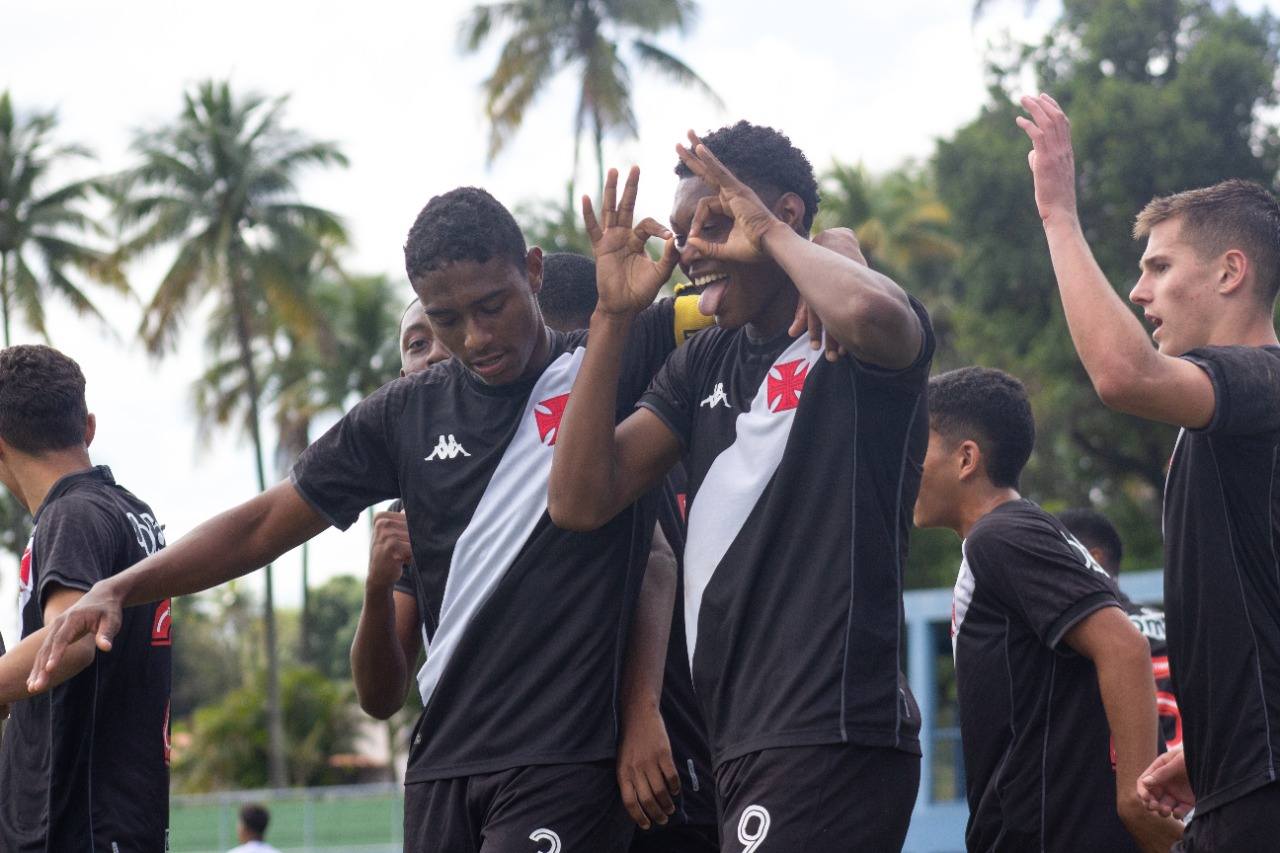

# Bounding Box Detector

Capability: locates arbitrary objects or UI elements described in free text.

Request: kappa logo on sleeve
[766,359,810,413]
[534,393,570,446]
[151,598,173,646]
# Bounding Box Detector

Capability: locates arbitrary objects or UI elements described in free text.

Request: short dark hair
[404,187,527,282]
[1058,508,1124,577]
[675,121,820,230]
[0,345,88,454]
[239,803,270,838]
[928,367,1035,489]
[539,252,598,331]
[1134,179,1280,304]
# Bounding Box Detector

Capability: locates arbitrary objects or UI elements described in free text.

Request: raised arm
[29,481,330,690]
[1065,607,1184,852]
[676,133,922,369]
[351,510,423,720]
[1018,93,1215,428]
[548,166,684,531]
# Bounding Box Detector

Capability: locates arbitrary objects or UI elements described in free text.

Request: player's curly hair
[928,367,1035,490]
[0,345,88,454]
[539,253,598,332]
[675,120,820,230]
[404,187,527,281]
[1058,508,1123,576]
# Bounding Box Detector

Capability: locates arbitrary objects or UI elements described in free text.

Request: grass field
[170,785,403,852]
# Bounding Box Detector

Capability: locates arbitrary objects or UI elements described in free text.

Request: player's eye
[428,314,457,328]
[480,299,505,316]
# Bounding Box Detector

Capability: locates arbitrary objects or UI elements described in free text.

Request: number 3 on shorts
[737,805,771,852]
[529,828,561,853]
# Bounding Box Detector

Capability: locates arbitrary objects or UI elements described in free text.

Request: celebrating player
[0,345,171,850]
[1020,92,1280,848]
[32,184,696,852]
[914,366,1182,852]
[548,122,931,851]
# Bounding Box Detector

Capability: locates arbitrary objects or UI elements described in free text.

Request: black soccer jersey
[953,499,1134,853]
[1164,345,1280,814]
[0,466,171,852]
[638,297,933,767]
[1121,599,1181,750]
[293,302,678,782]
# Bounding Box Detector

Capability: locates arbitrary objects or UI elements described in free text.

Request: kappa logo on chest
[534,393,570,447]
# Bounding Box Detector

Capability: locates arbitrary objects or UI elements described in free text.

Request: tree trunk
[594,116,605,206]
[300,541,310,664]
[228,252,288,789]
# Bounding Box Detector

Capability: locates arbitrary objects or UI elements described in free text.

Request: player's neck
[957,486,1022,539]
[11,448,94,516]
[744,278,800,342]
[1203,312,1280,350]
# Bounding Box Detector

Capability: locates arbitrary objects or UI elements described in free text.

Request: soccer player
[536,250,720,851]
[1019,93,1280,848]
[227,802,281,853]
[548,122,931,851]
[398,298,450,376]
[1059,507,1182,751]
[914,366,1182,852]
[0,345,171,851]
[33,183,692,852]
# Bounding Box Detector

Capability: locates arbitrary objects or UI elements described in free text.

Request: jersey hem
[289,475,352,531]
[711,725,922,769]
[403,748,615,783]
[1192,766,1278,815]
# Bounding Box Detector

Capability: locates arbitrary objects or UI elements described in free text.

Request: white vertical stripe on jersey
[416,347,585,707]
[952,545,975,658]
[683,335,822,664]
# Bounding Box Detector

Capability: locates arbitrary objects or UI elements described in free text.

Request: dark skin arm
[351,510,424,720]
[29,482,330,691]
[547,166,685,532]
[617,521,681,829]
[1065,606,1184,853]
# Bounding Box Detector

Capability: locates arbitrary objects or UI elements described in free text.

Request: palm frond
[630,40,723,108]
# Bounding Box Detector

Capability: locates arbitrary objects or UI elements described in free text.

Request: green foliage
[928,0,1279,571]
[0,491,31,565]
[0,91,127,346]
[304,575,366,682]
[172,665,358,792]
[170,594,254,719]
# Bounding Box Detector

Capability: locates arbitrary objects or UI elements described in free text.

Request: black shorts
[1175,781,1280,853]
[628,822,719,853]
[404,760,633,853]
[715,744,920,853]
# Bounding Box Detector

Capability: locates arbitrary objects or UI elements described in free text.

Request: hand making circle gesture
[582,166,679,316]
[675,130,786,264]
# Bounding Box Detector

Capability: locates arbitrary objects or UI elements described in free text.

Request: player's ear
[526,247,545,296]
[772,192,807,234]
[83,413,96,449]
[957,439,982,482]
[1218,248,1248,296]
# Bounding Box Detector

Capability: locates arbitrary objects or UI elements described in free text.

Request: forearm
[1042,216,1161,401]
[351,581,410,719]
[761,224,920,368]
[622,527,677,715]
[1095,636,1162,807]
[113,483,327,607]
[0,627,95,704]
[548,310,634,530]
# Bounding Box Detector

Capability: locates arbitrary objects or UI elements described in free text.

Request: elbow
[1091,370,1136,413]
[547,491,610,532]
[356,691,401,721]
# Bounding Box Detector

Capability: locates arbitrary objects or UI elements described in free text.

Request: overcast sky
[3,0,1270,641]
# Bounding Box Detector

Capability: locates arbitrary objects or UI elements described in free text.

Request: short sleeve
[33,497,121,608]
[1181,345,1280,436]
[291,380,406,530]
[965,516,1120,650]
[637,342,697,449]
[616,297,680,410]
[850,294,935,384]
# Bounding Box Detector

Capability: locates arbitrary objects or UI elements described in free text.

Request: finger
[688,196,724,244]
[675,142,710,182]
[1015,116,1045,149]
[635,770,670,824]
[806,305,824,350]
[642,763,676,817]
[618,166,640,229]
[789,301,807,338]
[657,237,680,282]
[825,336,842,362]
[1019,96,1053,137]
[602,168,619,228]
[618,776,649,829]
[691,142,741,191]
[95,609,121,653]
[659,752,681,797]
[681,237,719,263]
[629,217,675,251]
[582,196,603,244]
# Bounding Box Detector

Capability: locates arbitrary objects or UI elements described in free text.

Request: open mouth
[470,353,506,378]
[680,271,730,296]
[679,272,731,316]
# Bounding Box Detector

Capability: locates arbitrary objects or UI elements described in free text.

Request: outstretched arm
[29,481,330,690]
[351,510,424,720]
[1018,93,1214,428]
[548,166,684,531]
[676,133,922,369]
[0,588,96,704]
[1065,607,1184,852]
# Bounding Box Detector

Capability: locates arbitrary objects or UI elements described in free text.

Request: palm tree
[0,91,127,346]
[460,0,722,196]
[115,79,347,787]
[815,162,961,287]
